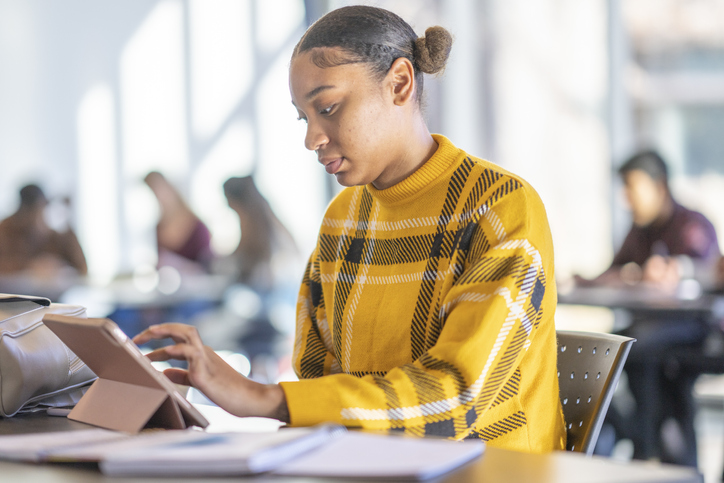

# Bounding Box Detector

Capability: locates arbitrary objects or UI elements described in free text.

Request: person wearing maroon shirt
[584,151,720,466]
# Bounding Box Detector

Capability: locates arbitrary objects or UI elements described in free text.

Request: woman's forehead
[289,52,368,103]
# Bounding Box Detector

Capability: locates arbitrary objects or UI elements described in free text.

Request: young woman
[134,5,566,453]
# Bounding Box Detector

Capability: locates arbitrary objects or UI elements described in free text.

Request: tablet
[43,314,209,433]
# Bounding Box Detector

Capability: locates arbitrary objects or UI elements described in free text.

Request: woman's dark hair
[293,5,453,102]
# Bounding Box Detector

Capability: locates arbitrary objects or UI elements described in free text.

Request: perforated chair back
[556,330,635,455]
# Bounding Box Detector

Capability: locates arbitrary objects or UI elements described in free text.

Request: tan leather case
[42,314,209,433]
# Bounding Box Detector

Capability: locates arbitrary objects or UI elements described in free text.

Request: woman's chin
[334,172,361,187]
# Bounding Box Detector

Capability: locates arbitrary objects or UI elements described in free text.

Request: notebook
[274,431,485,480]
[98,425,344,476]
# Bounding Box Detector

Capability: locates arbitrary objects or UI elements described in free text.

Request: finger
[145,343,205,363]
[132,323,186,345]
[144,348,174,362]
[133,323,202,347]
[163,368,192,386]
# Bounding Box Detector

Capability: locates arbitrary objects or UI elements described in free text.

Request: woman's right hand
[133,323,289,422]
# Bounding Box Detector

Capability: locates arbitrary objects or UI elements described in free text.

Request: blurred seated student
[577,150,719,290]
[202,176,301,362]
[0,184,87,276]
[579,151,719,466]
[144,171,213,272]
[222,176,298,292]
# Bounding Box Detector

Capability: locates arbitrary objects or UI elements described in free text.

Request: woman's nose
[304,121,329,151]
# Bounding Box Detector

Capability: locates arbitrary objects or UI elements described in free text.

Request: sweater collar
[365,134,462,205]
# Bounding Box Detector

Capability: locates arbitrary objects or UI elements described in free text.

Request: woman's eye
[319,105,334,115]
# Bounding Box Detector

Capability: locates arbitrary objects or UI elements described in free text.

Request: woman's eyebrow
[291,85,335,108]
[305,85,335,100]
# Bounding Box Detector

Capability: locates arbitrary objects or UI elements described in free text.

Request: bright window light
[256,0,305,54]
[255,48,324,255]
[123,180,160,268]
[189,0,253,138]
[76,84,120,284]
[120,0,188,179]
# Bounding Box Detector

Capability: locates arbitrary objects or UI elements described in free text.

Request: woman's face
[289,49,407,189]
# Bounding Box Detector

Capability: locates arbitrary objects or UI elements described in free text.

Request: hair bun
[414,26,453,74]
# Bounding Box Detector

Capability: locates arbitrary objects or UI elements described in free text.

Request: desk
[558,286,724,318]
[0,411,703,483]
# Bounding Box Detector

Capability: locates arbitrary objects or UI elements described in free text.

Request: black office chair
[556,330,635,455]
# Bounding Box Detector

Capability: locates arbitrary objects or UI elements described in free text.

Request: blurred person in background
[578,151,720,466]
[144,171,213,272]
[0,184,87,277]
[222,176,298,292]
[197,175,301,367]
[578,150,719,289]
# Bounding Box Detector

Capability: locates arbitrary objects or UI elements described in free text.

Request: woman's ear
[386,57,416,106]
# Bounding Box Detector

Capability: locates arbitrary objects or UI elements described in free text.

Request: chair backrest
[556,330,635,455]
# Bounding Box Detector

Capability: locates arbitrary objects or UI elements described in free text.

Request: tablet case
[42,314,209,433]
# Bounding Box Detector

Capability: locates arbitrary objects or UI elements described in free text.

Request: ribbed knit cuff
[279,380,343,427]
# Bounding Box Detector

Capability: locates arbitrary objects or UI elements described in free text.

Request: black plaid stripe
[533,273,547,329]
[468,411,527,441]
[467,221,490,261]
[330,191,375,363]
[476,324,529,413]
[418,353,468,396]
[349,370,387,377]
[319,232,466,266]
[410,159,475,361]
[456,256,529,286]
[418,354,474,437]
[426,298,444,347]
[318,233,339,262]
[332,260,355,360]
[298,258,329,378]
[484,178,522,209]
[371,375,404,429]
[400,364,447,411]
[299,324,327,378]
[491,368,521,407]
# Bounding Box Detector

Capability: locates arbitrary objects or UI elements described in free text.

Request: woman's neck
[372,116,437,190]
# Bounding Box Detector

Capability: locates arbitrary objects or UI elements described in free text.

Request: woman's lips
[324,157,343,175]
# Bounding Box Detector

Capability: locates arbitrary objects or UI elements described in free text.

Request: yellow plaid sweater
[280,135,566,453]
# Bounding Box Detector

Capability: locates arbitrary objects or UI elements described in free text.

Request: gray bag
[0,294,97,417]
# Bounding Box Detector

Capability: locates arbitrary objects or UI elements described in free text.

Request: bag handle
[0,294,51,307]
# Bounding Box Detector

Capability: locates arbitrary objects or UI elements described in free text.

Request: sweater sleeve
[281,184,555,441]
[292,251,341,378]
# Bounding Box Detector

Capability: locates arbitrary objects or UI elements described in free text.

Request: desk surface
[559,285,724,316]
[0,410,702,483]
